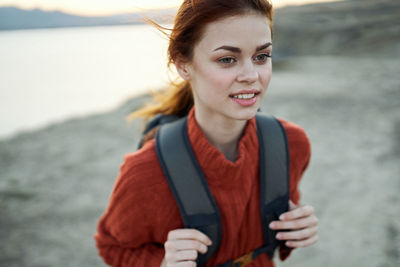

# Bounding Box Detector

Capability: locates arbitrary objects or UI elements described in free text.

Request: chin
[231,107,259,121]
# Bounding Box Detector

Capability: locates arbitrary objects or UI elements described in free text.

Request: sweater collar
[187,108,259,186]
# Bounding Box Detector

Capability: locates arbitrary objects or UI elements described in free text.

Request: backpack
[140,113,290,266]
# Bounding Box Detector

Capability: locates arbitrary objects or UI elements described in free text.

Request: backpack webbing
[256,114,290,256]
[155,114,289,266]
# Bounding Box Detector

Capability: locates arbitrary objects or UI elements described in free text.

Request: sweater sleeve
[277,119,312,261]
[94,144,170,267]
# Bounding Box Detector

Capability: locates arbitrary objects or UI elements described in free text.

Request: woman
[95,0,318,266]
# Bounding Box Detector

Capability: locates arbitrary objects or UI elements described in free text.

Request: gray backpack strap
[155,117,222,266]
[255,114,290,258]
[137,114,179,149]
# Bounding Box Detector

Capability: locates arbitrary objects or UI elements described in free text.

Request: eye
[218,57,236,65]
[253,53,271,64]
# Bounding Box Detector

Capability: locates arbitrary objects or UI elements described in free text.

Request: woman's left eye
[254,53,271,63]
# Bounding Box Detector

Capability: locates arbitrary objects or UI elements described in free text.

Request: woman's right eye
[218,57,236,65]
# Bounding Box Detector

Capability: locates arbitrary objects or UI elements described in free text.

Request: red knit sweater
[95,110,311,267]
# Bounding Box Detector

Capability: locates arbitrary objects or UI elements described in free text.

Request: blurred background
[0,0,399,266]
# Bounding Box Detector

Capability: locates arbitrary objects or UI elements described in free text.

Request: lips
[229,90,260,107]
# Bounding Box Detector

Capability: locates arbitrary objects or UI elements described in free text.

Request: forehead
[196,13,272,52]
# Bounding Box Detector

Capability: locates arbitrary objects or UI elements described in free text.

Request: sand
[1,55,399,267]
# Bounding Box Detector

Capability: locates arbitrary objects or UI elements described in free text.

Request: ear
[175,57,192,81]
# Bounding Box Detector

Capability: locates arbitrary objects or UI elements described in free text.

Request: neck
[194,110,247,162]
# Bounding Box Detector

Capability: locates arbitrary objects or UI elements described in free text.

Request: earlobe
[175,58,191,81]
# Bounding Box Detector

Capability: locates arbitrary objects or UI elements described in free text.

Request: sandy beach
[1,0,400,266]
[1,55,399,267]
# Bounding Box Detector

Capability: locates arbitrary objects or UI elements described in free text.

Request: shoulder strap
[256,114,290,258]
[155,117,222,266]
[137,114,179,149]
[156,114,289,265]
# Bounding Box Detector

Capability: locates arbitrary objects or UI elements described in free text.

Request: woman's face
[178,12,272,122]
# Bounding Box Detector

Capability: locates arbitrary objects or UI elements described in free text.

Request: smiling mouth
[231,93,256,99]
[229,91,260,99]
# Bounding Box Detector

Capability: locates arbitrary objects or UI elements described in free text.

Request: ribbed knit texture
[95,109,311,267]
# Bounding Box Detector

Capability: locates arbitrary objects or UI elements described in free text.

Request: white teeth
[232,93,255,99]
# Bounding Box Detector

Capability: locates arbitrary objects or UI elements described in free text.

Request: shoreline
[2,53,397,142]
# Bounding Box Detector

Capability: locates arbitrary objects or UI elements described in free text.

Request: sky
[0,0,343,16]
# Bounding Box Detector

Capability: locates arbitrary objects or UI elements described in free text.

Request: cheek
[197,67,236,95]
[259,65,272,88]
[208,70,235,91]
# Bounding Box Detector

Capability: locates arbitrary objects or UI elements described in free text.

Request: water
[0,25,172,139]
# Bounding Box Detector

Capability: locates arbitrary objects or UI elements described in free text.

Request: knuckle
[195,232,205,241]
[297,230,306,240]
[307,205,315,213]
[167,230,177,240]
[303,227,311,235]
[164,252,174,262]
[192,240,202,251]
[298,220,307,228]
[164,240,175,251]
[287,222,295,229]
[181,250,198,261]
[191,250,198,259]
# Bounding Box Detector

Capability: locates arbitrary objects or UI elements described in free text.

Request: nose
[237,60,258,83]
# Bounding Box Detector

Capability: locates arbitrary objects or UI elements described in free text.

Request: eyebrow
[213,42,272,53]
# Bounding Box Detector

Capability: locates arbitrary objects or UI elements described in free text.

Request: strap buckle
[232,251,254,267]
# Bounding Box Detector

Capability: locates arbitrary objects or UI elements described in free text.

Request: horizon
[0,0,344,16]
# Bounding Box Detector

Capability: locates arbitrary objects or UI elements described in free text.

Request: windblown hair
[129,0,274,120]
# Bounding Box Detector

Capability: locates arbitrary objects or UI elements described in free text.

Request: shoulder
[278,119,310,148]
[114,139,166,195]
[277,118,311,170]
[100,139,178,244]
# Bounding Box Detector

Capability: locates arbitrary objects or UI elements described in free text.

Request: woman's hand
[269,201,319,248]
[160,229,212,267]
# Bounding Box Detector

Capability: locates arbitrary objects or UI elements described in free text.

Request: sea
[0,24,172,139]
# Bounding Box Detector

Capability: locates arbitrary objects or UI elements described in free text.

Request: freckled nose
[237,61,258,83]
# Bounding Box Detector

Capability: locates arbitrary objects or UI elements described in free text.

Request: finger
[164,239,208,254]
[167,262,196,267]
[165,249,198,262]
[168,229,212,246]
[175,250,198,261]
[276,225,318,241]
[279,205,315,221]
[285,234,319,248]
[289,200,298,210]
[269,215,318,230]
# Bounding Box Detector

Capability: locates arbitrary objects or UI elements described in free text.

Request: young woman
[95,0,318,266]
